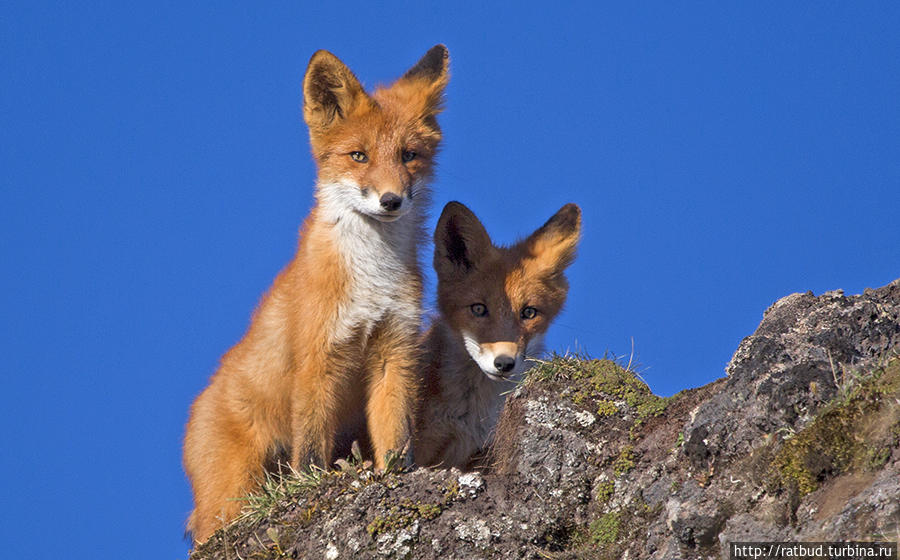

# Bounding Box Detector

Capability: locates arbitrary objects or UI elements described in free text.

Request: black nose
[379,192,402,211]
[494,355,515,373]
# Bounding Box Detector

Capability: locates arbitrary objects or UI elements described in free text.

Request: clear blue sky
[2,3,898,559]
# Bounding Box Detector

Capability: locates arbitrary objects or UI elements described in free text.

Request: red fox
[414,201,581,469]
[183,45,449,543]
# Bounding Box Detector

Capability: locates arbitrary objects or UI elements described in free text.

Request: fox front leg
[364,322,419,469]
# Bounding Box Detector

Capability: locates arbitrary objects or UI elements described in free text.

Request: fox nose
[379,192,402,211]
[494,355,516,373]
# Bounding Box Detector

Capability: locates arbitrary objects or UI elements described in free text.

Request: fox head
[302,45,449,223]
[434,201,581,380]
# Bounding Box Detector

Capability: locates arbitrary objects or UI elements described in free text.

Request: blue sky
[2,3,898,559]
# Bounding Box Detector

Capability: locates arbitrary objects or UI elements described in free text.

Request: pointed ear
[525,203,582,276]
[302,50,370,131]
[434,201,493,278]
[403,44,450,84]
[399,44,450,115]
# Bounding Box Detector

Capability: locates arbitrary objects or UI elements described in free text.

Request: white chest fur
[323,196,422,344]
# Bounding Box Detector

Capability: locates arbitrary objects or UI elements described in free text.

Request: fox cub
[183,45,449,543]
[414,201,581,469]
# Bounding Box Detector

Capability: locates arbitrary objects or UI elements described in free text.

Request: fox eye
[349,151,368,163]
[401,150,417,163]
[521,306,538,320]
[470,303,488,317]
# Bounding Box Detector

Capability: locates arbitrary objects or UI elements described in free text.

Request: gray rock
[684,279,900,469]
[191,279,900,560]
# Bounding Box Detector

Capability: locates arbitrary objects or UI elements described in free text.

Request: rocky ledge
[190,279,900,559]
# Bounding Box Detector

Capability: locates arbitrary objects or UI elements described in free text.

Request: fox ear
[399,44,450,115]
[303,50,370,131]
[403,44,450,85]
[525,203,582,276]
[434,201,492,277]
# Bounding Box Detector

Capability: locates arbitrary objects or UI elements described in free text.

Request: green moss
[635,395,670,421]
[774,439,820,495]
[442,478,459,500]
[587,361,654,409]
[774,357,900,496]
[613,446,636,477]
[595,480,615,504]
[416,503,441,518]
[630,394,673,439]
[527,355,673,433]
[596,400,618,417]
[527,356,640,396]
[589,512,620,545]
[365,477,463,539]
[580,498,663,560]
[366,514,391,537]
[864,446,891,469]
[366,498,444,537]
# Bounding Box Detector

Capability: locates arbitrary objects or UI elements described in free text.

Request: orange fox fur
[183,45,449,543]
[414,201,581,469]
